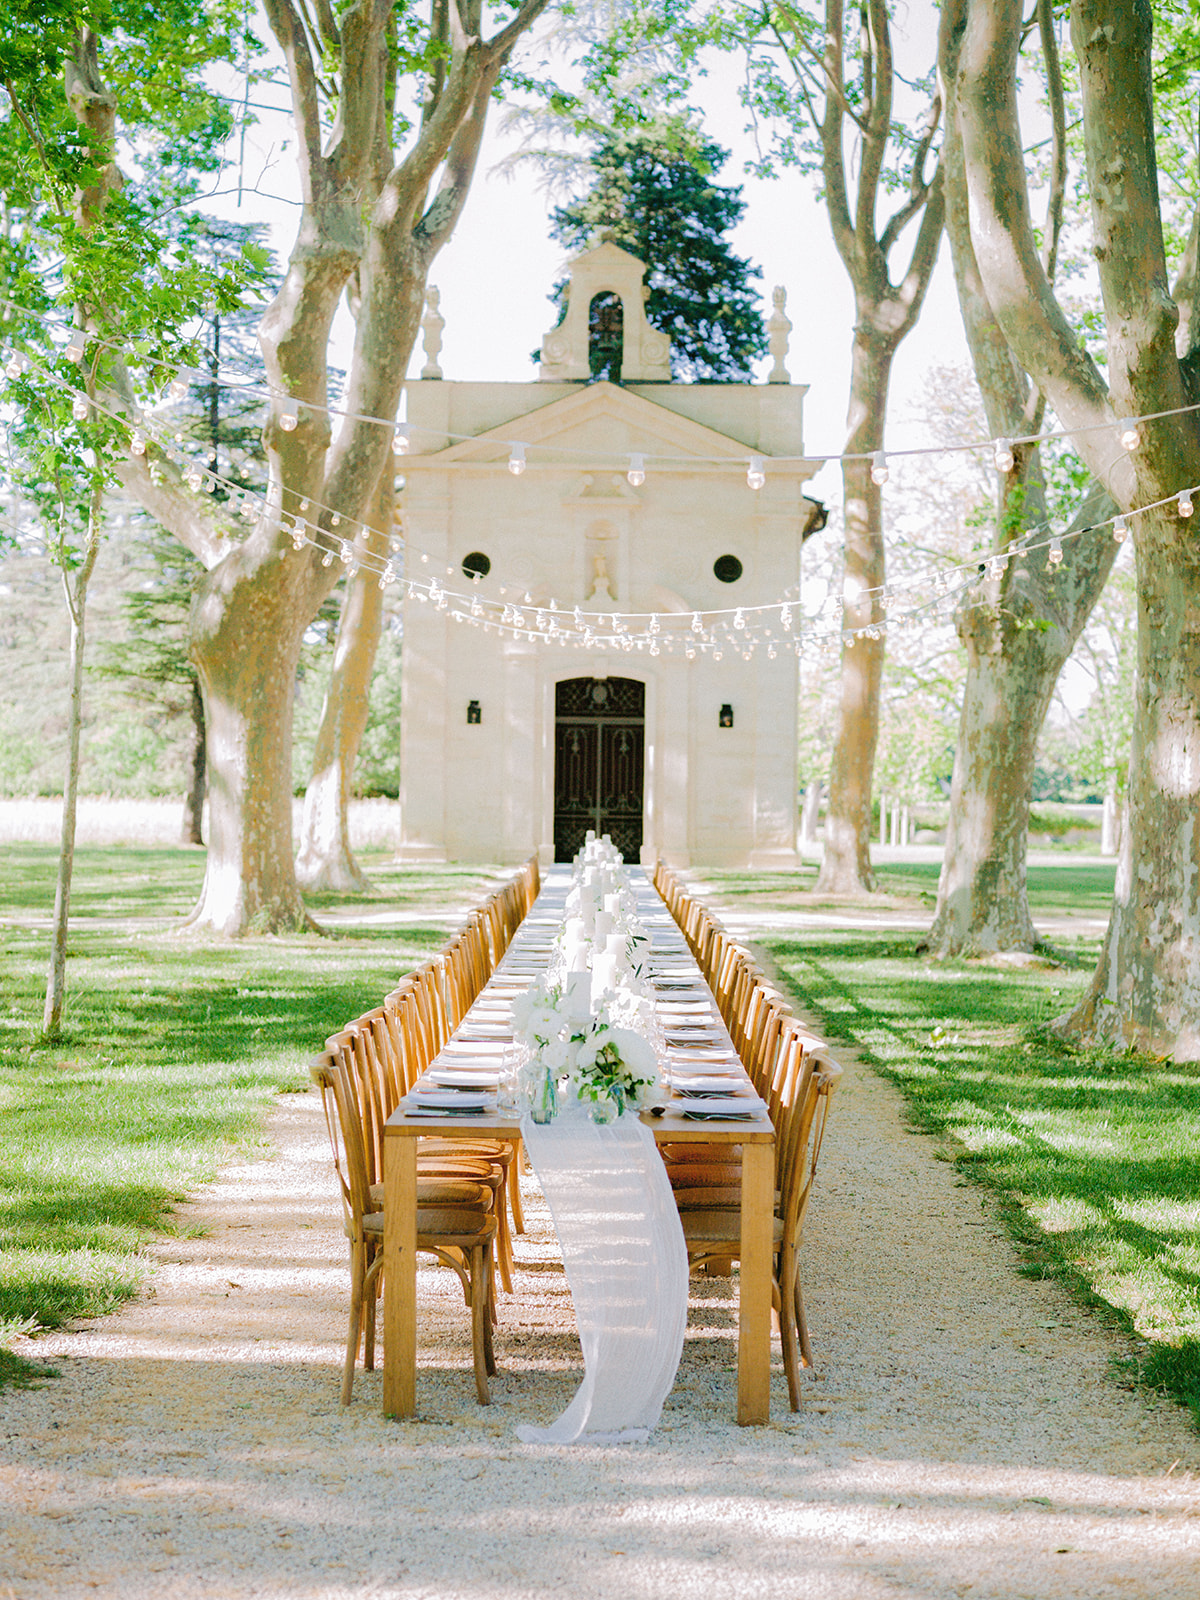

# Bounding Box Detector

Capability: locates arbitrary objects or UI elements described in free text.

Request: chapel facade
[396,242,823,868]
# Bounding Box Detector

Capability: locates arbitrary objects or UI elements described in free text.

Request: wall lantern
[467,700,482,725]
[719,704,734,728]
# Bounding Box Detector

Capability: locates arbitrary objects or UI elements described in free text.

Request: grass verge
[0,845,502,1383]
[761,929,1200,1427]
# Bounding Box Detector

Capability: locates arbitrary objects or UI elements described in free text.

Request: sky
[206,3,970,514]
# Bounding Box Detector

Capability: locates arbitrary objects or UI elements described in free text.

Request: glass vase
[523,1055,559,1124]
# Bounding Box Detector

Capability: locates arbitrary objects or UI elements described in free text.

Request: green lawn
[697,860,1119,915]
[758,928,1200,1425]
[0,846,501,1387]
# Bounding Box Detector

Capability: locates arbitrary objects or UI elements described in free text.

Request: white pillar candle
[591,951,618,1007]
[592,910,613,948]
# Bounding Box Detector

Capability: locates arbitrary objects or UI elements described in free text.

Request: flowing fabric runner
[517,1098,689,1445]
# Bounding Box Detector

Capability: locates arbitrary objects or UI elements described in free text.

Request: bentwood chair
[312,1047,499,1406]
[679,1045,840,1409]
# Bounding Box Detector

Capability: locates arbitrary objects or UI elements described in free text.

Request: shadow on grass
[764,930,1200,1430]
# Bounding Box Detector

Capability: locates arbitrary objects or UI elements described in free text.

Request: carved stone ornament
[767,285,792,385]
[421,286,445,380]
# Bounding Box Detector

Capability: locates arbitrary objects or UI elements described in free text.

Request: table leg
[382,1133,418,1418]
[737,1140,773,1425]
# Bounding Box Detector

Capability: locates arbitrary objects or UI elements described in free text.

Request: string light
[1118,416,1141,451]
[1112,516,1129,543]
[993,437,1014,473]
[870,450,889,486]
[279,396,299,432]
[1179,491,1194,517]
[392,424,409,456]
[65,329,86,363]
[627,453,645,487]
[129,428,147,455]
[72,395,89,422]
[747,456,766,490]
[5,351,27,379]
[507,443,526,476]
[1047,536,1063,566]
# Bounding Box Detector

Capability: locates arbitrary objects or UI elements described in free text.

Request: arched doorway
[553,677,645,862]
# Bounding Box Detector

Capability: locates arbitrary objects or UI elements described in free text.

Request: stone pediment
[406,380,808,473]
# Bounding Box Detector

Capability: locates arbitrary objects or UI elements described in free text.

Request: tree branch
[1037,0,1066,281]
[260,0,325,192]
[327,0,392,188]
[945,0,1125,497]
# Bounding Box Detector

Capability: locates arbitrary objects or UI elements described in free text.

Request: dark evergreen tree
[547,124,767,382]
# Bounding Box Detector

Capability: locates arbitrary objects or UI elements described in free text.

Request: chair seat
[680,1209,785,1249]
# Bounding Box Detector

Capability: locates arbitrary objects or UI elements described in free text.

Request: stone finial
[420,286,444,380]
[767,285,792,384]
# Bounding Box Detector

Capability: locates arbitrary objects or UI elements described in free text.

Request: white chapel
[396,241,825,868]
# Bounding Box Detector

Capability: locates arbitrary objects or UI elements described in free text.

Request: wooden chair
[678,1048,841,1410]
[311,1048,499,1406]
[346,1009,519,1292]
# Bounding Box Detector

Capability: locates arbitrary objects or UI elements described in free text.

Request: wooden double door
[553,677,645,862]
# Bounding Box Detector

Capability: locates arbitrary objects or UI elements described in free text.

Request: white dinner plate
[408,1090,494,1110]
[427,1070,501,1089]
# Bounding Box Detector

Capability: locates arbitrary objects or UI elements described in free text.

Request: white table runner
[517,1097,688,1445]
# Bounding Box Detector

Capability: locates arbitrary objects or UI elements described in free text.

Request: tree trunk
[816,339,892,894]
[43,500,101,1040]
[926,0,1117,957]
[181,675,206,846]
[1064,509,1200,1055]
[1100,780,1119,857]
[184,556,316,936]
[295,480,393,891]
[924,490,1118,957]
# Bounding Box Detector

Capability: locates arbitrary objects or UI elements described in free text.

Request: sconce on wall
[719,704,734,728]
[467,700,482,725]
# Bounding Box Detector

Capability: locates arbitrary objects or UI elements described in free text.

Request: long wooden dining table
[381,868,776,1427]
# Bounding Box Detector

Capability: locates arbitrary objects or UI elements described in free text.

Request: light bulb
[508,443,526,476]
[279,397,299,432]
[392,424,409,456]
[129,428,146,454]
[1179,491,1194,518]
[168,369,192,402]
[1047,537,1063,567]
[321,550,334,567]
[5,351,26,380]
[72,395,89,422]
[65,330,86,363]
[1118,416,1140,451]
[627,453,645,487]
[746,456,766,490]
[870,450,889,486]
[993,437,1014,473]
[1112,517,1129,543]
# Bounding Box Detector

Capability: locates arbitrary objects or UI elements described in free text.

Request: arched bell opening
[588,292,624,382]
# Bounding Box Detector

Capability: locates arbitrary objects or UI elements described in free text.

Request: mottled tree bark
[295,476,393,891]
[181,677,206,846]
[953,0,1200,1054]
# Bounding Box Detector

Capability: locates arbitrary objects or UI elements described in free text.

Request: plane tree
[946,0,1200,1054]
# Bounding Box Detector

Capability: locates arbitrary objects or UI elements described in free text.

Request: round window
[462,551,491,581]
[714,554,743,584]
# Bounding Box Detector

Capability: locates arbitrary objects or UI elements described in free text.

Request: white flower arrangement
[570,1017,659,1115]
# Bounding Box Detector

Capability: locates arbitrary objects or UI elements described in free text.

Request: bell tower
[538,240,673,383]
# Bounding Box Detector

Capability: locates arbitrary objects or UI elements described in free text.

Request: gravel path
[4,1045,1199,1599]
